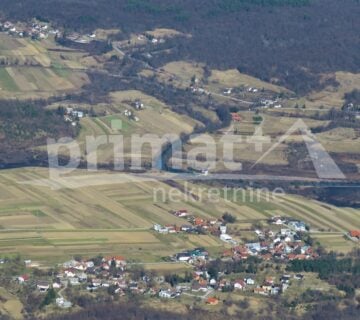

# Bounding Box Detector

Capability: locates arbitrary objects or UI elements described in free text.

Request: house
[270,285,280,295]
[92,279,102,287]
[159,289,177,299]
[191,282,208,292]
[220,234,232,243]
[220,225,227,234]
[209,279,217,286]
[265,277,274,285]
[254,287,267,295]
[72,110,84,118]
[64,269,76,278]
[37,281,50,293]
[245,242,261,253]
[206,297,219,305]
[181,225,193,232]
[272,217,284,225]
[294,274,304,280]
[349,230,360,239]
[231,113,242,122]
[194,218,205,226]
[245,278,255,285]
[234,279,246,290]
[224,88,232,95]
[77,272,87,282]
[18,274,30,283]
[288,221,307,232]
[154,224,168,234]
[56,297,72,309]
[280,275,291,284]
[165,225,177,233]
[174,209,188,217]
[176,252,192,262]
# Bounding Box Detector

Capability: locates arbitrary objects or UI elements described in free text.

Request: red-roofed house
[349,230,360,239]
[206,297,219,305]
[234,279,246,290]
[231,113,242,122]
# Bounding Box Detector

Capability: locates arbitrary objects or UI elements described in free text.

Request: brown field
[146,28,188,39]
[306,72,360,108]
[316,127,360,154]
[284,72,360,109]
[208,69,289,93]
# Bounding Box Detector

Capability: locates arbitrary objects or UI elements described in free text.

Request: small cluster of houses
[174,248,209,263]
[221,218,315,262]
[223,88,233,95]
[134,100,145,110]
[0,20,59,40]
[154,209,238,246]
[139,33,166,45]
[189,85,211,96]
[154,209,221,235]
[248,87,259,93]
[123,108,139,122]
[64,107,85,126]
[343,103,360,120]
[270,216,308,232]
[260,98,282,109]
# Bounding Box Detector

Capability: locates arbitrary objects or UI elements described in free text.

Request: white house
[234,280,246,290]
[220,225,227,234]
[159,289,176,299]
[37,281,50,293]
[288,221,307,232]
[220,234,232,243]
[245,278,255,285]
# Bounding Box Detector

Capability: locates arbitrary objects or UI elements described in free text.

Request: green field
[0,168,358,264]
[0,68,19,91]
[0,33,89,99]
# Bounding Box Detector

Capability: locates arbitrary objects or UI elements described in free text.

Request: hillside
[0,0,359,93]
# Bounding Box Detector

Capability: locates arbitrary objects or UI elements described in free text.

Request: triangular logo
[251,119,346,179]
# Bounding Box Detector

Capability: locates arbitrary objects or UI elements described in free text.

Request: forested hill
[0,0,359,93]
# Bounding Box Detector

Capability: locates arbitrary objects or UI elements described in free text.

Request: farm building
[349,230,360,239]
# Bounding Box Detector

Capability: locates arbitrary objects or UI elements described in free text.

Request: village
[5,211,343,310]
[0,17,101,44]
[0,19,59,40]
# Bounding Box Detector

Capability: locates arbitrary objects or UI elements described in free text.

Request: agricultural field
[142,60,289,96]
[0,168,358,264]
[316,127,360,154]
[0,287,23,320]
[70,90,198,164]
[208,69,289,94]
[145,28,189,39]
[0,33,89,99]
[286,72,360,109]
